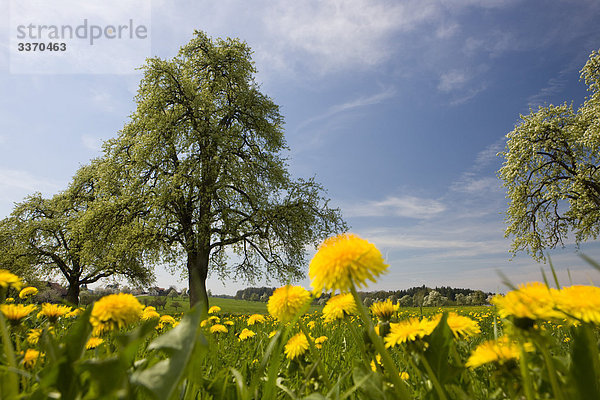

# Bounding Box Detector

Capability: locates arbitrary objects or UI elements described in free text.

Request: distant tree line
[234,287,275,302]
[232,285,493,306]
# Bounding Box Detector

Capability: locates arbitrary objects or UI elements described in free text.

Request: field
[1,279,595,399]
[137,296,325,315]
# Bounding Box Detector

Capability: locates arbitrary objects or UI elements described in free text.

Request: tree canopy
[0,161,156,304]
[499,49,600,260]
[104,31,346,308]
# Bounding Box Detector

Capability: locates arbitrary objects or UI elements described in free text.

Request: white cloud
[81,134,103,152]
[451,175,502,194]
[90,88,115,112]
[450,139,506,194]
[262,0,440,74]
[330,88,396,114]
[296,87,395,133]
[290,87,396,151]
[526,64,582,109]
[473,139,505,170]
[438,70,469,92]
[344,195,445,219]
[0,168,61,217]
[435,22,460,39]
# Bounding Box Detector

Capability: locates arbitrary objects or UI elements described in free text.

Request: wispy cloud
[291,87,396,150]
[296,87,395,132]
[451,174,502,194]
[0,168,62,217]
[0,168,59,195]
[90,88,116,112]
[435,22,460,39]
[262,0,440,74]
[81,135,103,152]
[438,70,469,92]
[450,138,506,194]
[473,139,505,170]
[344,195,445,219]
[527,68,573,109]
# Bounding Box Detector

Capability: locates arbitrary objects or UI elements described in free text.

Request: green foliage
[499,49,600,260]
[0,161,156,304]
[103,30,346,308]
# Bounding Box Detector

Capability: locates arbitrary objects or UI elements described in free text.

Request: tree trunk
[65,281,80,306]
[187,248,209,313]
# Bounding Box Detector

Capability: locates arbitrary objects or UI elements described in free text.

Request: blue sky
[1,0,600,295]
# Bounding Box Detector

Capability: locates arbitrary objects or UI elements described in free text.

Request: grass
[136,295,325,315]
[137,295,489,316]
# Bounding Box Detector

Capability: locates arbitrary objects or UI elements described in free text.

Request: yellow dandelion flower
[267,285,311,323]
[21,349,42,369]
[307,320,316,330]
[268,330,278,338]
[200,319,210,328]
[141,306,160,321]
[322,293,356,323]
[370,299,399,322]
[0,270,22,290]
[66,308,84,318]
[465,336,521,369]
[492,282,561,321]
[223,320,234,326]
[6,297,14,303]
[385,317,437,347]
[208,305,221,314]
[315,335,328,349]
[371,354,383,371]
[208,315,220,323]
[86,337,104,350]
[0,304,36,324]
[554,285,600,324]
[443,312,481,338]
[38,303,72,323]
[157,315,177,330]
[19,286,38,299]
[400,372,410,380]
[27,329,42,345]
[285,333,309,360]
[309,233,388,295]
[90,293,143,335]
[385,318,421,347]
[238,328,256,341]
[247,314,266,325]
[210,324,228,334]
[419,317,440,336]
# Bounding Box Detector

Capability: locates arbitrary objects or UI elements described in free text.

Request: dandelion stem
[299,321,332,389]
[350,284,412,400]
[518,343,535,400]
[345,318,374,372]
[419,353,448,400]
[0,314,18,396]
[538,343,564,400]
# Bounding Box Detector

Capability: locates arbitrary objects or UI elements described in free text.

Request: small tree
[398,295,412,307]
[423,290,448,307]
[500,49,600,259]
[0,167,155,305]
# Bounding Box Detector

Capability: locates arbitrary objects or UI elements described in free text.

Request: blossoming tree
[0,161,156,304]
[499,49,600,260]
[104,31,346,309]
